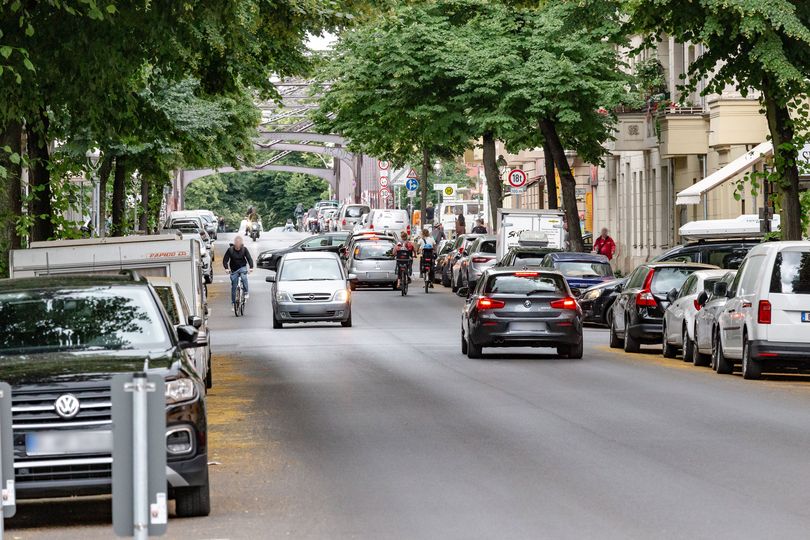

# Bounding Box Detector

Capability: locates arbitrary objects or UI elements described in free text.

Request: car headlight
[334,289,350,302]
[581,289,599,301]
[276,290,292,302]
[165,378,196,404]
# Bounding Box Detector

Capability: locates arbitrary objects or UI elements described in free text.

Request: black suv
[0,275,210,516]
[653,240,757,269]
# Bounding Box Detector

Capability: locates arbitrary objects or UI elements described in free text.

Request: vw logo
[308,294,315,300]
[54,394,80,419]
[523,300,532,308]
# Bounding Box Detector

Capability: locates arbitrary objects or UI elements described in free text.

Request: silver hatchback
[347,239,398,289]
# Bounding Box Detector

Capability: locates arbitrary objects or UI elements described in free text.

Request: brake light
[514,271,539,277]
[550,297,577,310]
[694,299,702,311]
[635,269,657,307]
[342,218,347,225]
[758,300,771,324]
[472,257,494,263]
[477,297,505,310]
[458,247,464,254]
[369,224,374,229]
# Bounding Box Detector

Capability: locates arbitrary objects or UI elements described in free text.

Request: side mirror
[348,273,358,281]
[177,324,204,349]
[187,315,203,329]
[713,281,728,298]
[666,288,679,303]
[696,290,709,307]
[265,273,276,283]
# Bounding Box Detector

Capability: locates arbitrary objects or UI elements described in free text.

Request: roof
[483,267,565,277]
[692,268,733,279]
[283,251,341,261]
[546,252,609,263]
[0,274,143,292]
[643,262,719,269]
[748,240,810,255]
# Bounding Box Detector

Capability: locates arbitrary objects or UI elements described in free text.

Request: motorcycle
[248,221,260,241]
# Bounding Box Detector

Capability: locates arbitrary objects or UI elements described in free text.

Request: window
[660,248,700,264]
[739,255,765,296]
[770,250,810,294]
[485,274,566,295]
[513,254,546,267]
[678,275,696,298]
[729,260,745,297]
[707,247,749,269]
[650,268,696,294]
[154,286,180,324]
[555,261,613,278]
[478,241,496,254]
[279,258,343,281]
[354,242,395,260]
[345,206,368,218]
[626,267,648,289]
[304,237,331,248]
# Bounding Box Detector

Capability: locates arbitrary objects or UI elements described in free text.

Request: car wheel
[713,331,733,375]
[609,317,623,349]
[451,273,459,293]
[441,268,451,287]
[604,303,614,328]
[174,466,211,517]
[741,334,762,380]
[623,318,640,353]
[461,325,468,355]
[692,327,711,367]
[661,322,677,358]
[565,340,583,359]
[341,312,352,328]
[204,273,212,285]
[466,333,482,359]
[272,312,283,329]
[682,326,694,363]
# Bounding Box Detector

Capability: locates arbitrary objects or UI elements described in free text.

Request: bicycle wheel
[239,297,245,316]
[233,289,241,317]
[401,269,408,296]
[424,270,429,294]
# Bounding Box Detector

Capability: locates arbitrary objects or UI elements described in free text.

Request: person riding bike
[223,236,254,305]
[294,203,305,230]
[419,229,435,288]
[394,231,415,283]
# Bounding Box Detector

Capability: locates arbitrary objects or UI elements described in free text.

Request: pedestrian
[222,236,254,305]
[593,227,616,260]
[471,218,487,234]
[431,222,446,245]
[218,216,225,232]
[455,213,466,236]
[425,201,435,223]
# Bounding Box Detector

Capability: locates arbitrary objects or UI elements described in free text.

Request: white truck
[9,234,207,319]
[496,208,566,260]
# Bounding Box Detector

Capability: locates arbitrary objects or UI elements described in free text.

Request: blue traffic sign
[405,178,419,191]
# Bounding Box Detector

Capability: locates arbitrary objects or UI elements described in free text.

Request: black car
[257,231,349,271]
[609,262,717,352]
[433,240,456,284]
[579,278,626,326]
[461,268,583,359]
[496,246,562,267]
[0,275,211,516]
[653,240,757,269]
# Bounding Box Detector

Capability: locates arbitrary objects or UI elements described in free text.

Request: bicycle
[395,249,412,297]
[421,248,435,294]
[233,277,246,316]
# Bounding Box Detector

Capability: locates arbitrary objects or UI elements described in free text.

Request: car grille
[12,386,112,430]
[15,459,113,485]
[292,293,332,302]
[290,311,337,318]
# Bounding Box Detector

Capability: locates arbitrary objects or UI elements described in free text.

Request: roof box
[518,231,549,247]
[679,214,781,241]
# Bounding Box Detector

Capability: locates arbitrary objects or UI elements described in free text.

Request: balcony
[656,106,709,157]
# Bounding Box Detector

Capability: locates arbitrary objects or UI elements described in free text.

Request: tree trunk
[140,174,150,233]
[111,155,127,236]
[96,155,113,238]
[26,112,54,241]
[543,141,558,210]
[762,85,803,240]
[540,118,583,251]
[482,131,503,231]
[420,146,429,231]
[0,121,23,273]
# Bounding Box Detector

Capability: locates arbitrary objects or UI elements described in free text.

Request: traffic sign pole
[0,382,15,540]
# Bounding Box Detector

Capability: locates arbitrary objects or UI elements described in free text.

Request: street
[5,231,810,539]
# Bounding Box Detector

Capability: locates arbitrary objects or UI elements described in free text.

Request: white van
[439,201,483,234]
[714,241,810,379]
[369,209,410,238]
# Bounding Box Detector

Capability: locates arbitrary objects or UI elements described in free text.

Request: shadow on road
[8,497,112,530]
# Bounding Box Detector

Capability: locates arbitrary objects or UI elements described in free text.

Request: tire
[204,272,212,285]
[204,353,212,389]
[239,300,245,317]
[341,312,352,328]
[466,334,482,359]
[272,312,283,329]
[451,273,458,293]
[623,318,640,353]
[441,268,451,287]
[174,467,211,517]
[609,318,623,349]
[568,340,584,359]
[461,326,468,355]
[604,303,614,329]
[692,327,711,367]
[392,281,398,291]
[661,322,677,358]
[682,326,694,363]
[741,335,762,380]
[713,332,733,375]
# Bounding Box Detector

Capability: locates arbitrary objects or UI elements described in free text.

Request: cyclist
[394,231,415,283]
[223,236,254,306]
[419,229,435,287]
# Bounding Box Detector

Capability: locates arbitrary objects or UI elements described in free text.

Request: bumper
[352,271,396,284]
[470,318,582,348]
[276,301,351,322]
[627,320,663,343]
[749,340,810,364]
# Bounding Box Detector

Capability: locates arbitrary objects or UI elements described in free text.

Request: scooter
[248,222,260,241]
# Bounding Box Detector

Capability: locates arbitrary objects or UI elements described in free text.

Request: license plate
[26,430,112,456]
[802,312,810,322]
[510,322,547,332]
[367,272,389,279]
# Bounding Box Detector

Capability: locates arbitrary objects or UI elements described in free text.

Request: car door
[666,274,695,344]
[719,257,763,358]
[614,266,646,333]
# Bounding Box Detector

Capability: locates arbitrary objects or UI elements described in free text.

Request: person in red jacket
[593,228,616,260]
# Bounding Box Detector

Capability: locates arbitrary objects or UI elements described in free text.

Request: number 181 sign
[507,169,527,192]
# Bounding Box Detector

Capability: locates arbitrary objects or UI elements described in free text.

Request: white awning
[675,141,773,205]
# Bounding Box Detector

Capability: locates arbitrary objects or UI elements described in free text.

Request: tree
[631,0,810,239]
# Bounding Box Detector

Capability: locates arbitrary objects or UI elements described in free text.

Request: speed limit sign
[379,176,389,187]
[379,186,392,199]
[508,169,528,189]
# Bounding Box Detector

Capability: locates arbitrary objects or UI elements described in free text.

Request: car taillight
[477,297,505,310]
[550,297,578,310]
[636,269,657,307]
[472,257,493,263]
[407,225,411,235]
[514,271,539,277]
[458,247,464,254]
[342,218,347,225]
[694,299,702,311]
[369,224,374,229]
[758,300,771,324]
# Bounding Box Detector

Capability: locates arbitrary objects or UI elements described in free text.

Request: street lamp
[85,149,102,237]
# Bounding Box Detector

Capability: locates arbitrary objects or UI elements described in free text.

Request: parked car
[369,209,411,238]
[1,274,210,516]
[456,235,497,293]
[170,210,218,240]
[497,246,562,268]
[149,276,212,389]
[579,278,626,326]
[346,238,398,289]
[257,232,348,272]
[694,270,737,369]
[609,262,717,352]
[320,207,339,232]
[434,240,456,284]
[461,268,583,359]
[449,234,484,292]
[269,252,355,328]
[661,269,729,363]
[338,204,371,232]
[540,252,614,297]
[653,240,757,269]
[713,241,810,379]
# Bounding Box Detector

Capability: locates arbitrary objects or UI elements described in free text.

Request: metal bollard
[130,373,151,540]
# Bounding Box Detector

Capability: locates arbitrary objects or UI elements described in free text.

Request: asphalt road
[10,230,810,539]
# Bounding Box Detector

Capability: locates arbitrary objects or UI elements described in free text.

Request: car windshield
[556,261,613,278]
[280,258,343,281]
[485,273,566,295]
[651,268,697,294]
[0,286,172,355]
[346,206,367,218]
[355,242,395,260]
[770,250,810,294]
[153,286,180,324]
[476,241,496,254]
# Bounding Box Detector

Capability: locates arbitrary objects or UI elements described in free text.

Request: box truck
[496,208,566,260]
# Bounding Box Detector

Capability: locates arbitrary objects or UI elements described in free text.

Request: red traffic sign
[379,175,389,187]
[406,168,418,179]
[378,160,390,170]
[379,186,392,199]
[507,169,528,188]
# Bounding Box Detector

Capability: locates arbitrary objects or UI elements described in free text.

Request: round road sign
[379,176,389,187]
[378,160,390,170]
[443,185,455,197]
[379,186,392,199]
[508,169,528,188]
[405,178,419,191]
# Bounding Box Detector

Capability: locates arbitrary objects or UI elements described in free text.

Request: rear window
[651,268,697,294]
[707,247,749,269]
[485,273,566,295]
[354,242,395,260]
[556,261,613,278]
[346,206,368,218]
[770,251,810,294]
[475,240,496,254]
